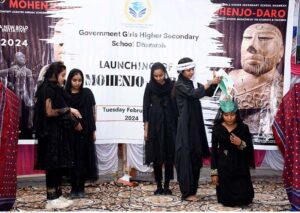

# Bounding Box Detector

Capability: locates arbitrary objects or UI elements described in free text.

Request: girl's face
[182,68,194,79]
[71,73,83,91]
[57,69,66,86]
[223,112,237,125]
[153,68,165,85]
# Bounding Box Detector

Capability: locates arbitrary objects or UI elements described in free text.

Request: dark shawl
[33,79,75,170]
[175,74,215,196]
[143,79,177,165]
[211,122,254,206]
[68,88,96,135]
[67,87,98,181]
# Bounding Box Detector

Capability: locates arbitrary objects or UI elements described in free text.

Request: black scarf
[69,90,84,109]
[34,79,69,138]
[148,78,173,97]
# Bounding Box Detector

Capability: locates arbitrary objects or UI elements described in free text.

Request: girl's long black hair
[44,61,66,82]
[65,68,84,93]
[178,57,193,65]
[150,62,169,81]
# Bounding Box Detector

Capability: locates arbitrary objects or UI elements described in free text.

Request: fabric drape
[272,83,300,210]
[0,83,19,211]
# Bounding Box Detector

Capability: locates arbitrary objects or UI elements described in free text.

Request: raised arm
[175,82,206,99]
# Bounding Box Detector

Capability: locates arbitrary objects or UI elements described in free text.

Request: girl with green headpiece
[211,97,255,207]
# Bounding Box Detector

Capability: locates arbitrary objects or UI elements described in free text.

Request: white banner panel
[0,0,293,150]
[57,0,224,145]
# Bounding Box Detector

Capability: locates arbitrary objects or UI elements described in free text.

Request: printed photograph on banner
[0,0,52,139]
[0,0,81,140]
[210,0,290,147]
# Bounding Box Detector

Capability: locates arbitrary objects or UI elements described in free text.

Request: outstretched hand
[212,75,222,85]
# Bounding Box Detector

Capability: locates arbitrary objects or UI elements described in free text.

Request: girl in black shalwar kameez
[211,99,255,207]
[143,62,177,195]
[34,62,83,209]
[65,69,98,198]
[175,57,221,201]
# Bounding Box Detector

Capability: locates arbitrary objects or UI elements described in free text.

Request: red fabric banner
[0,83,19,211]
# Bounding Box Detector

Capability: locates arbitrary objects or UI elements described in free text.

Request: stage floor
[13,167,290,211]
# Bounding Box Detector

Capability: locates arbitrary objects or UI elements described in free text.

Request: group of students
[33,57,255,210]
[143,57,255,206]
[34,62,98,209]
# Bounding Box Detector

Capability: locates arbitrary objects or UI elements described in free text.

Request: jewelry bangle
[239,140,247,150]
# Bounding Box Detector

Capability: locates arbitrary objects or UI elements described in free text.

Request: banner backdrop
[210,0,293,148]
[0,0,294,149]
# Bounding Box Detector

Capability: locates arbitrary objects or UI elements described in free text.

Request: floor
[13,167,291,211]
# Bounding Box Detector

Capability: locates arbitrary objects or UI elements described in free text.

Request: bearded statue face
[240,23,284,76]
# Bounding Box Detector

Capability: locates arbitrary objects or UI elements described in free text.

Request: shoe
[45,198,72,210]
[59,196,73,205]
[154,188,164,195]
[163,188,172,195]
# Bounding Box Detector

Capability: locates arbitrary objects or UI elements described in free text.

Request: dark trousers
[71,135,87,194]
[71,167,85,193]
[46,169,63,200]
[177,153,202,199]
[153,162,174,183]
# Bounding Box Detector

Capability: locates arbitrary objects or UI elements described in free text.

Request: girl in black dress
[143,62,177,195]
[34,62,82,209]
[175,57,220,201]
[65,69,98,198]
[211,99,255,207]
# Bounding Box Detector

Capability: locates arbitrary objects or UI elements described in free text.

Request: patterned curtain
[0,83,19,211]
